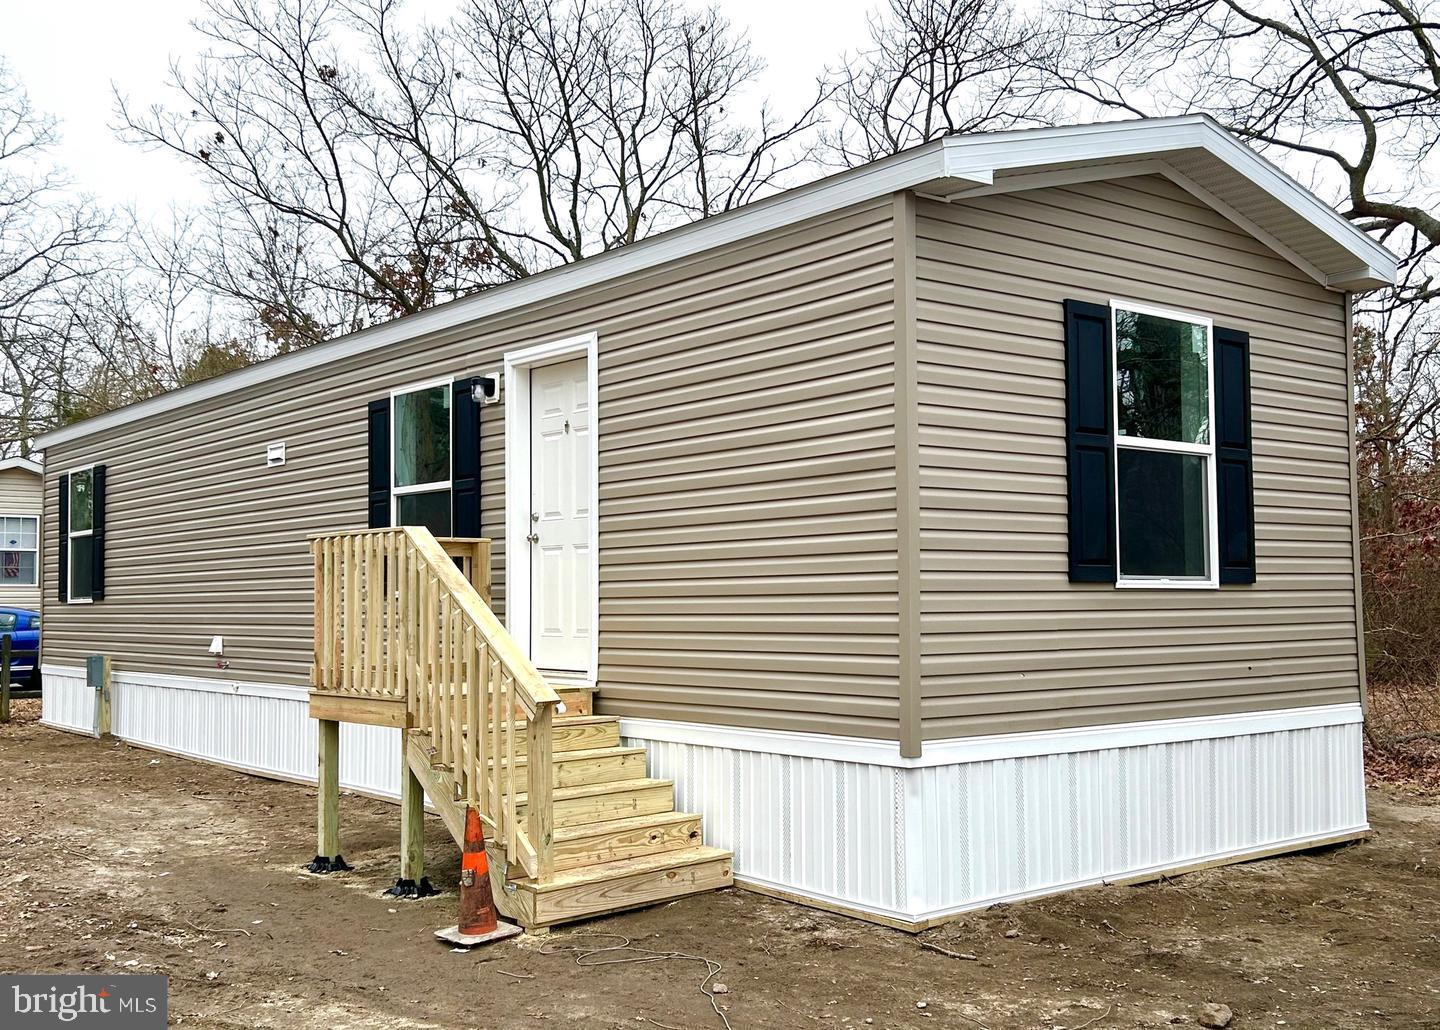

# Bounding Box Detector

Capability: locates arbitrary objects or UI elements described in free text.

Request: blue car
[0,606,39,686]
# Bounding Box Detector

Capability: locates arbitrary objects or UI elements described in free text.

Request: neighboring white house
[0,457,43,611]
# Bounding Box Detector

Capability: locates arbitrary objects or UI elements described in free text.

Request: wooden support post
[0,634,11,724]
[382,735,437,898]
[400,743,426,883]
[305,718,350,873]
[318,718,340,855]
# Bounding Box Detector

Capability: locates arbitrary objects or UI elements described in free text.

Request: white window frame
[1110,298,1219,590]
[389,376,454,534]
[66,464,95,604]
[0,514,39,589]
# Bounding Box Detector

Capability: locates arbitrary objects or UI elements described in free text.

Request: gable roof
[35,114,1396,451]
[0,457,43,476]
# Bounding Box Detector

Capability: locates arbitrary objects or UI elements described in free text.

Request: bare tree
[1030,0,1440,299]
[0,62,112,453]
[1010,0,1440,704]
[48,211,259,426]
[448,0,827,255]
[116,0,474,336]
[117,0,825,341]
[823,0,1060,164]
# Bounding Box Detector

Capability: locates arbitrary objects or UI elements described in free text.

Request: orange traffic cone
[434,807,523,947]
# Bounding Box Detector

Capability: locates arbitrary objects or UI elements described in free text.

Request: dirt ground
[2,701,1438,1030]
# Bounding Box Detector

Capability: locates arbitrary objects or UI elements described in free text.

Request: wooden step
[493,683,594,720]
[497,746,647,788]
[499,681,595,717]
[510,846,734,928]
[552,811,704,871]
[524,716,620,754]
[427,715,620,755]
[554,684,596,717]
[416,738,642,790]
[517,777,675,828]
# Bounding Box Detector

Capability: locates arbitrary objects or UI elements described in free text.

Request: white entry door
[528,356,592,672]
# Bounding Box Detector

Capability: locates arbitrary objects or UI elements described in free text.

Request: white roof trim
[35,114,1396,450]
[0,457,43,475]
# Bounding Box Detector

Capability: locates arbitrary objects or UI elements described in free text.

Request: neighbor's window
[0,516,38,588]
[1113,301,1216,586]
[69,467,95,600]
[392,381,452,537]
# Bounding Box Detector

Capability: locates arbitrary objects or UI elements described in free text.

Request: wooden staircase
[309,529,731,929]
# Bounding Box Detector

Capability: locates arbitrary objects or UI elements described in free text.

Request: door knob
[526,532,539,544]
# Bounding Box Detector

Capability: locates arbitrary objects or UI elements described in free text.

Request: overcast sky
[1,0,874,221]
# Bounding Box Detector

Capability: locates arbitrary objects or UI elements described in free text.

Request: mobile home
[0,457,43,612]
[36,115,1395,929]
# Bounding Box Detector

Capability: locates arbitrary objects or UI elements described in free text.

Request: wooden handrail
[310,527,558,880]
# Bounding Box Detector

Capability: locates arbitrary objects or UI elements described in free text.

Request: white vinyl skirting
[626,708,1369,924]
[41,663,1367,925]
[41,664,402,800]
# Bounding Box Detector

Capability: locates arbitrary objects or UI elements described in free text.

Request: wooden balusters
[449,603,463,790]
[488,652,502,831]
[309,526,558,881]
[527,703,555,879]
[503,670,518,867]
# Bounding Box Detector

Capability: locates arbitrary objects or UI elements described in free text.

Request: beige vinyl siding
[597,203,901,737]
[41,197,902,740]
[0,468,42,609]
[915,175,1360,738]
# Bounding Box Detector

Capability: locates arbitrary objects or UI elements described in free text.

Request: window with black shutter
[370,376,488,537]
[1065,299,1255,587]
[60,464,106,602]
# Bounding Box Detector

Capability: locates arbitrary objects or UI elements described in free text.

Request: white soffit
[36,114,1396,450]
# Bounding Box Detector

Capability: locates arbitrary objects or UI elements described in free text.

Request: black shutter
[1214,326,1256,585]
[367,398,391,529]
[1064,299,1117,583]
[91,464,107,600]
[57,473,69,603]
[451,377,484,537]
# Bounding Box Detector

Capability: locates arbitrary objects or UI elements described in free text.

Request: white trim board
[35,114,1395,452]
[41,663,310,703]
[44,659,1363,771]
[502,332,601,683]
[621,702,1365,768]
